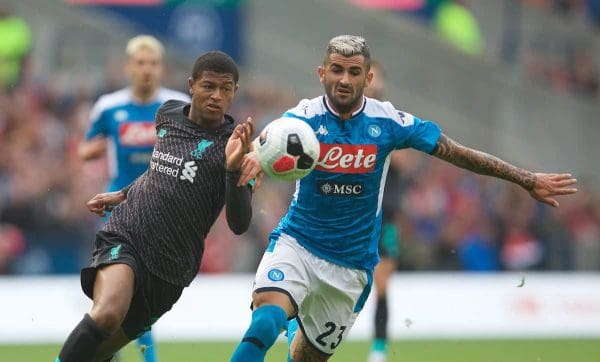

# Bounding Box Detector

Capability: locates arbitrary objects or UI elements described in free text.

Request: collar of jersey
[181,104,235,133]
[322,95,366,120]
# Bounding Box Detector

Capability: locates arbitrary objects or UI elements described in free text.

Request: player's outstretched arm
[78,137,107,161]
[225,117,255,234]
[432,133,578,207]
[86,191,127,217]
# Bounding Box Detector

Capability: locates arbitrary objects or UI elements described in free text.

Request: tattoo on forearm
[433,134,537,190]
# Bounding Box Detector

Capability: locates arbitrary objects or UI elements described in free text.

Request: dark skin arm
[432,133,578,207]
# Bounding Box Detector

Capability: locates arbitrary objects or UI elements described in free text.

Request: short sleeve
[85,98,109,140]
[388,106,442,154]
[404,116,441,154]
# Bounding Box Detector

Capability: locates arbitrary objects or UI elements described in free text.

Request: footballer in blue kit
[83,84,189,193]
[231,35,577,362]
[78,35,188,362]
[272,95,439,272]
[84,86,189,192]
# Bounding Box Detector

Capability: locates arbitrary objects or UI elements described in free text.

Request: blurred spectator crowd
[0,3,598,276]
[352,0,600,101]
[522,0,600,100]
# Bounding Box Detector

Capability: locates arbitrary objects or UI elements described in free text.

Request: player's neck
[132,87,157,104]
[186,105,223,129]
[325,95,364,120]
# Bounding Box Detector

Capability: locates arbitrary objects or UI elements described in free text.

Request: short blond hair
[126,35,164,58]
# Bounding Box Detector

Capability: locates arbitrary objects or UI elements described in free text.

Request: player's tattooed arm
[432,133,536,190]
[432,133,577,207]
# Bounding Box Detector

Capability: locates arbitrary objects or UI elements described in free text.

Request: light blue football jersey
[270,96,441,271]
[85,87,190,192]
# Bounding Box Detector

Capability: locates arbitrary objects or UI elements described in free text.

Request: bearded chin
[330,93,360,114]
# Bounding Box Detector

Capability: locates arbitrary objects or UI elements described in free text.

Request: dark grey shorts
[81,231,184,339]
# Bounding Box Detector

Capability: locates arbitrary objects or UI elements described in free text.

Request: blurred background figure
[0,5,31,91]
[364,60,404,362]
[0,223,25,274]
[433,0,484,55]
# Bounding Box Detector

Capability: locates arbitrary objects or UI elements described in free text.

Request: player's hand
[528,173,577,207]
[226,117,254,171]
[78,137,107,161]
[238,151,263,190]
[86,191,127,217]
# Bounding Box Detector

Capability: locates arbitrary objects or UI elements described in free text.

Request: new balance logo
[316,125,328,136]
[180,161,198,183]
[109,244,122,261]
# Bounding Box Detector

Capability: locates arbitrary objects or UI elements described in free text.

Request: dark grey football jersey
[104,100,237,286]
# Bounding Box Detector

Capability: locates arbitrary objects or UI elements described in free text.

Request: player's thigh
[121,270,184,341]
[90,263,136,325]
[253,233,311,317]
[82,232,141,327]
[94,327,131,362]
[290,327,330,362]
[299,260,371,355]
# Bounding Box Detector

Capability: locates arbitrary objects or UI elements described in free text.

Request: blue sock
[286,319,299,362]
[137,330,157,362]
[372,338,386,352]
[230,305,288,362]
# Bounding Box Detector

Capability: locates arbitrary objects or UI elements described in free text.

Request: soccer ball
[254,117,320,181]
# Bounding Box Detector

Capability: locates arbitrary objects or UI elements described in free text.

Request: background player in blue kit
[231,35,578,362]
[78,35,189,362]
[79,35,189,193]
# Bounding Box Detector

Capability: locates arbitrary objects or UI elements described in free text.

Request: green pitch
[3,339,599,361]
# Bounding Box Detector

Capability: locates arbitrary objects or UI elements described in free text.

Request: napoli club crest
[367,124,381,138]
[267,268,285,281]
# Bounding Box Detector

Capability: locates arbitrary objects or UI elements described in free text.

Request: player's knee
[251,306,286,341]
[252,292,274,309]
[90,305,126,334]
[252,290,294,315]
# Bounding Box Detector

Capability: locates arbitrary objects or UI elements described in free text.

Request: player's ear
[188,77,194,95]
[318,65,325,84]
[366,69,373,87]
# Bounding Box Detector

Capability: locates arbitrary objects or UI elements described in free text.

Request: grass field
[3,339,599,362]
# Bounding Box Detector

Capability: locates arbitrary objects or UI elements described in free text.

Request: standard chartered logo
[150,150,198,183]
[180,161,198,183]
